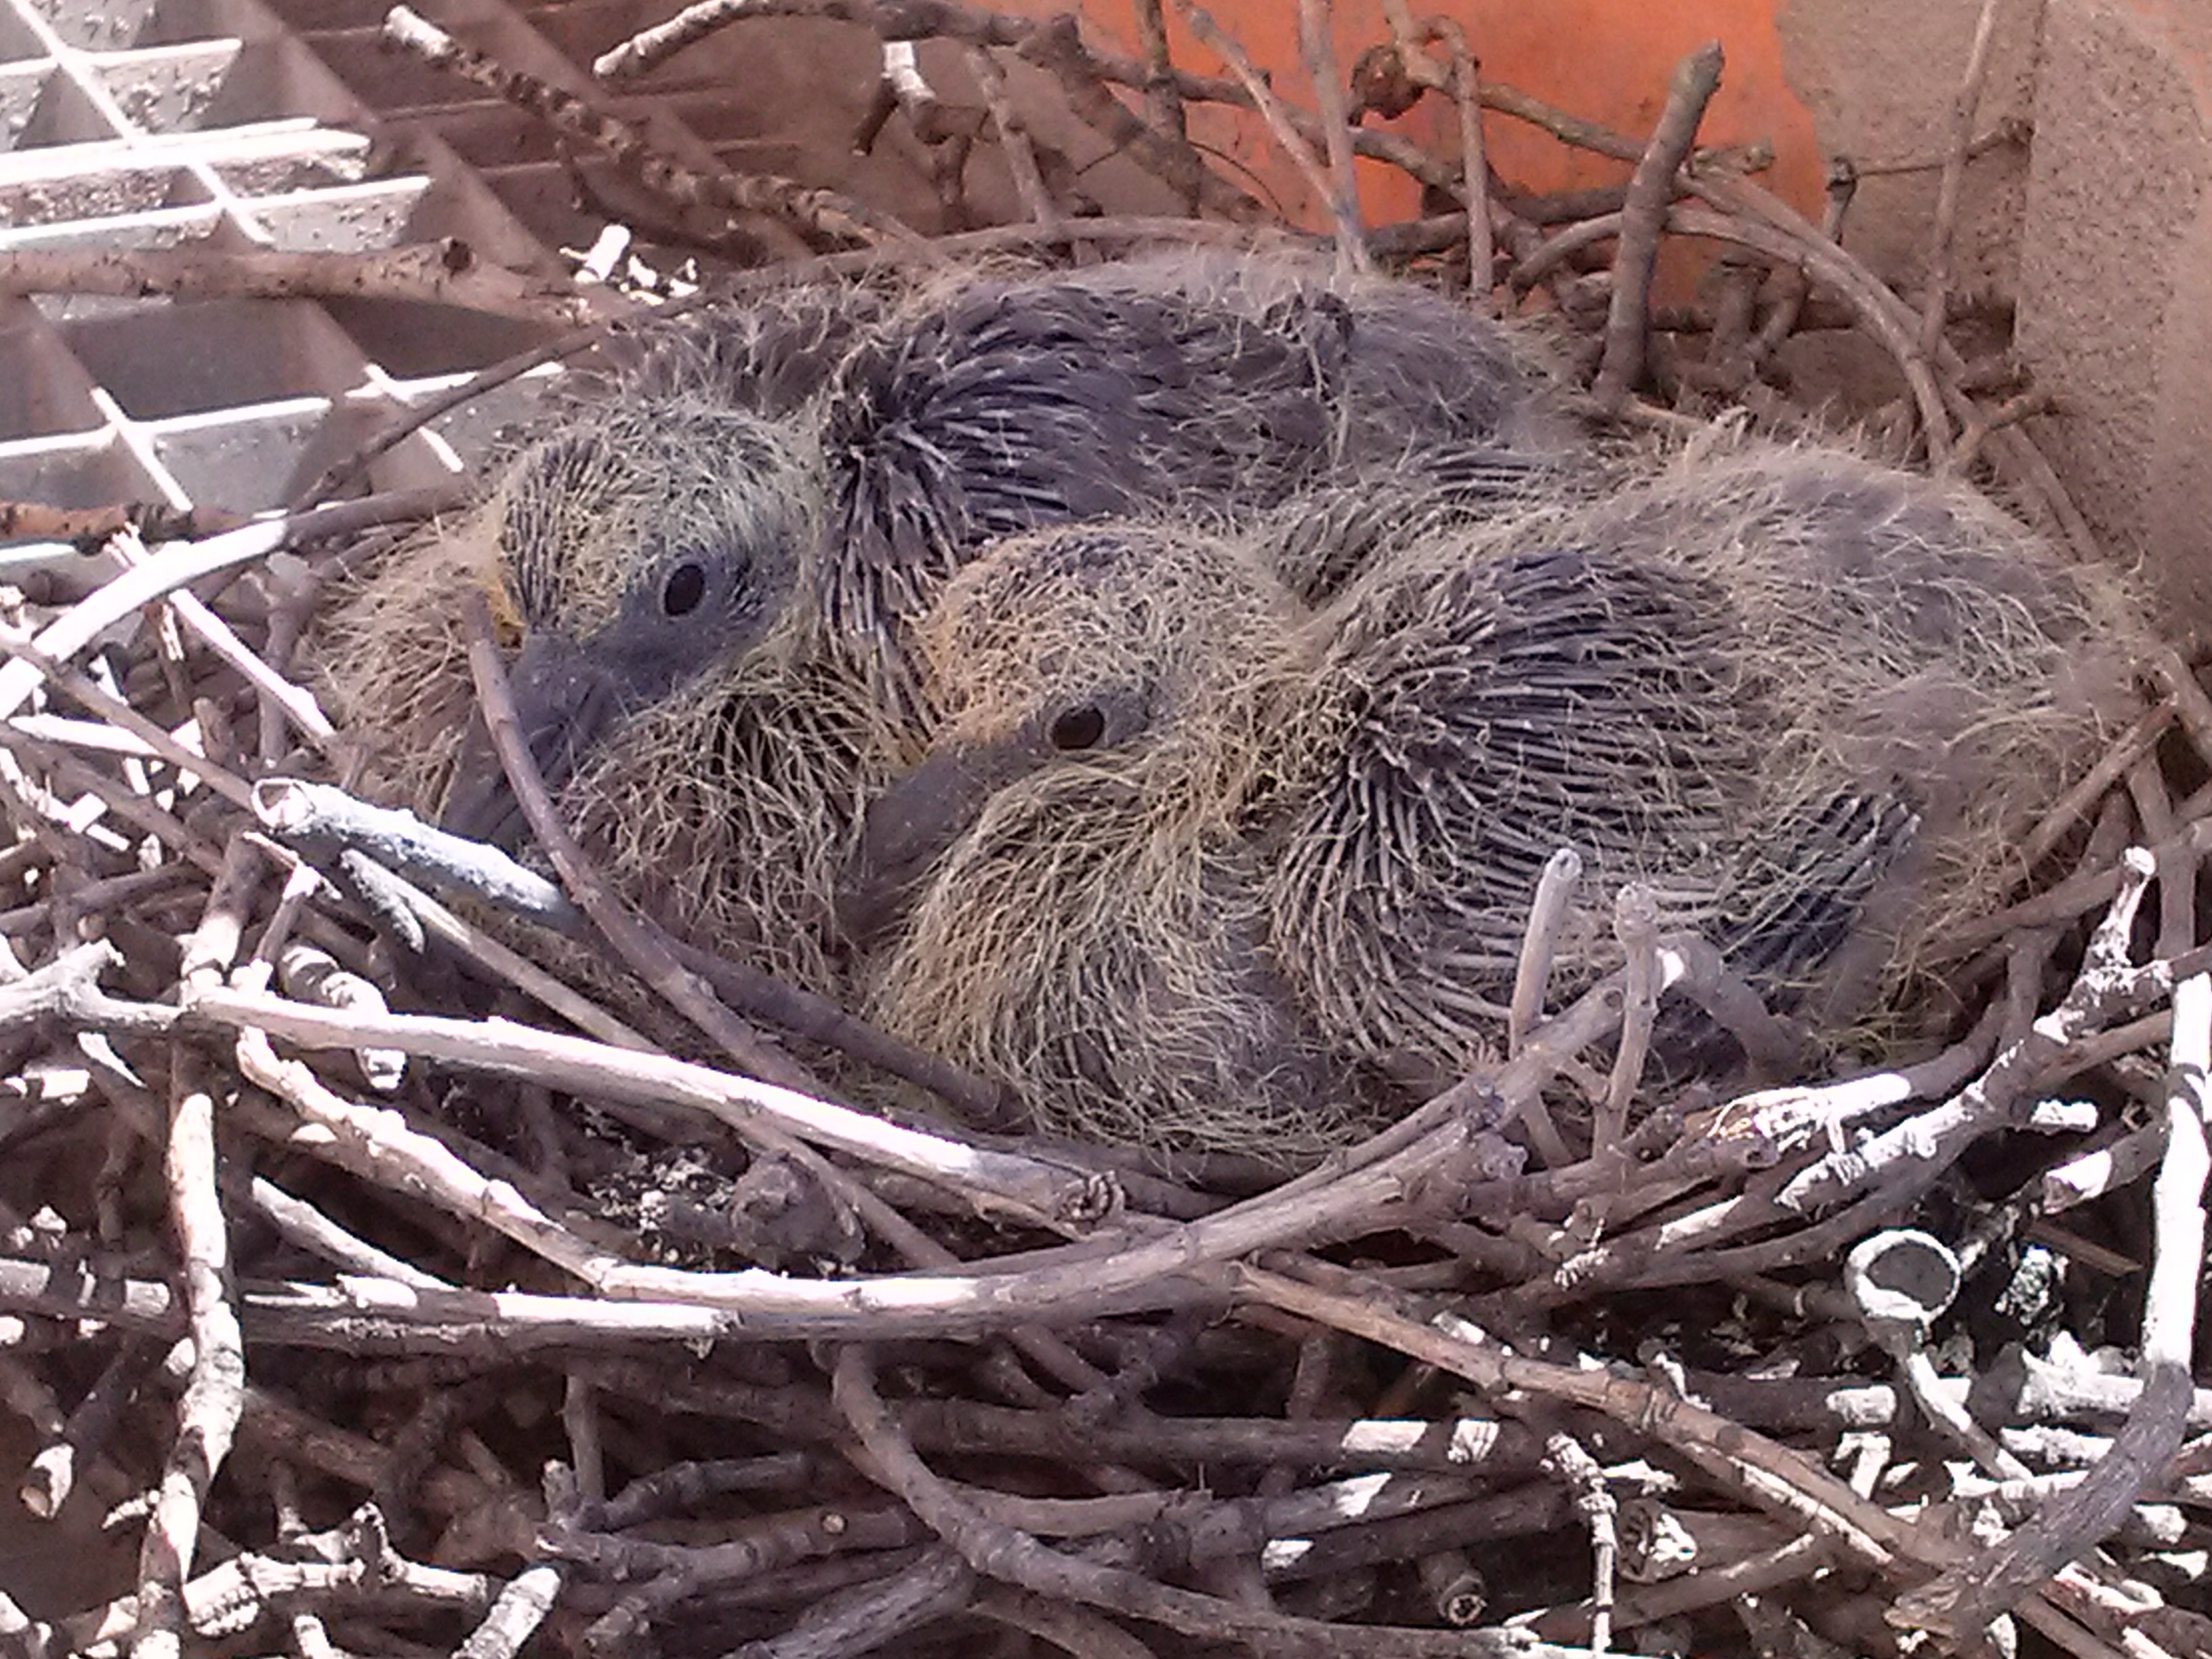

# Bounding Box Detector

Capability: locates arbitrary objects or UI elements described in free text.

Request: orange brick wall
[1011,1,1830,224]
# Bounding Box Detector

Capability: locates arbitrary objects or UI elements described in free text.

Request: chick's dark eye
[1048,704,1107,752]
[661,560,708,618]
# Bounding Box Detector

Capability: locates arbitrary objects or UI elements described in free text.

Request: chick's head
[441,396,823,844]
[839,520,1294,949]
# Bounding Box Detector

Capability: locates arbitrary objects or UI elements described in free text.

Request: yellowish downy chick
[848,438,2153,1155]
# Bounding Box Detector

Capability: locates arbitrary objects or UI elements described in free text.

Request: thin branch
[0,499,247,546]
[382,5,917,249]
[1600,885,1660,1149]
[453,1563,564,1659]
[190,980,1108,1239]
[1593,42,1723,408]
[1128,0,1191,204]
[1508,846,1582,1058]
[746,1546,975,1659]
[133,844,261,1657]
[1294,0,1371,272]
[1441,25,1494,302]
[1919,0,2004,364]
[2015,694,2175,872]
[965,46,1060,231]
[0,243,601,327]
[1948,384,2057,478]
[1170,0,1345,241]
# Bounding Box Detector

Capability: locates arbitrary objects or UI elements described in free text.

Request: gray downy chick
[814,248,1572,722]
[317,279,876,845]
[484,250,1571,826]
[845,438,2151,1154]
[319,253,1571,991]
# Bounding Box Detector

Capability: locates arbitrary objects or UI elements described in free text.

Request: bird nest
[0,4,2205,1658]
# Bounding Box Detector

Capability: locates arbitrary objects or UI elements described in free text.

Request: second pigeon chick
[845,441,2150,1154]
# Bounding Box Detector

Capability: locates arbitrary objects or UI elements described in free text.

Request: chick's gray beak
[440,632,624,849]
[838,741,1029,952]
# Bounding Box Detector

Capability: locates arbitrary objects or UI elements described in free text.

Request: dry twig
[1592,42,1723,409]
[1919,0,2005,364]
[1294,0,1371,272]
[131,844,261,1657]
[964,45,1061,232]
[383,5,916,249]
[0,242,603,327]
[1170,0,1351,248]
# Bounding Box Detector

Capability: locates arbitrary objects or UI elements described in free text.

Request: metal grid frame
[0,0,1181,531]
[0,0,825,520]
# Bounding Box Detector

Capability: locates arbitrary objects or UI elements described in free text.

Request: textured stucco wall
[2013,0,2212,626]
[1776,0,2212,625]
[1774,0,2043,300]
